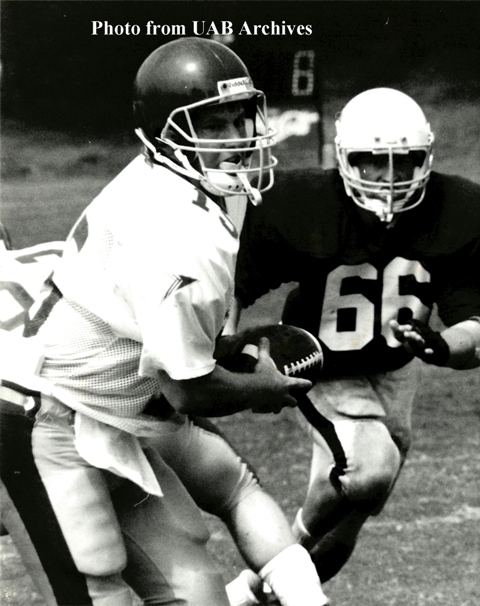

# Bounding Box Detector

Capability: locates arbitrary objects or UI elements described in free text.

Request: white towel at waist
[74,412,163,497]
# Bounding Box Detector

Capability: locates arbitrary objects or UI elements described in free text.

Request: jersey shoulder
[86,156,235,251]
[428,171,480,214]
[416,172,480,252]
[251,168,348,256]
[262,167,341,213]
[92,155,194,215]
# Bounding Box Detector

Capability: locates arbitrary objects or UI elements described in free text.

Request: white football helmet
[133,37,277,205]
[335,88,434,222]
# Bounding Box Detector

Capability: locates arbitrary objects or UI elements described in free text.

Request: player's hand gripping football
[390,318,450,366]
[250,337,312,414]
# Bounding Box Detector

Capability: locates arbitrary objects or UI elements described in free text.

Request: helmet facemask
[136,85,277,206]
[336,145,434,223]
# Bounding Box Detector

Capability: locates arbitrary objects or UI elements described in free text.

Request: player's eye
[409,151,426,167]
[234,116,246,132]
[349,152,388,169]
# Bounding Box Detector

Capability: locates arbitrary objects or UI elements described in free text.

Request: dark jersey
[235,169,480,377]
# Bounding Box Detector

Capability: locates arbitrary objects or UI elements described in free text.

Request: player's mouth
[219,154,245,174]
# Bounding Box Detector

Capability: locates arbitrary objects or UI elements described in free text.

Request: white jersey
[0,241,65,391]
[0,241,65,334]
[38,155,239,435]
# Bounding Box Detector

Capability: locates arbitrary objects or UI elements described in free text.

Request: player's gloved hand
[251,337,312,414]
[390,319,450,366]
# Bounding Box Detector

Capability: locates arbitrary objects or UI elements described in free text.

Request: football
[215,324,323,384]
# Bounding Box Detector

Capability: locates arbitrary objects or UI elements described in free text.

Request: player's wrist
[441,320,480,370]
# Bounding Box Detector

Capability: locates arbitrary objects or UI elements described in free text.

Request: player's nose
[223,122,246,145]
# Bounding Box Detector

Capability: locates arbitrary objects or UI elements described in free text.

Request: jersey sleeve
[114,223,235,381]
[426,174,480,326]
[0,242,65,334]
[134,265,230,381]
[434,237,480,326]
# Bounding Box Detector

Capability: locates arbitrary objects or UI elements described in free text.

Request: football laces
[283,351,323,377]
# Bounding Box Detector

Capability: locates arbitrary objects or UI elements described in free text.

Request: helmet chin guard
[338,147,432,223]
[335,88,434,222]
[133,38,277,205]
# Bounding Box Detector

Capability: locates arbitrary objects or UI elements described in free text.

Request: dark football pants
[0,398,92,605]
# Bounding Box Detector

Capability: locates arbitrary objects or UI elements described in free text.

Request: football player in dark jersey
[228,87,480,587]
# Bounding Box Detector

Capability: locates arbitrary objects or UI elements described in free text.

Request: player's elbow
[162,382,204,415]
[157,370,219,415]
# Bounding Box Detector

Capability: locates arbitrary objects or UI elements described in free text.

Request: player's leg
[145,417,327,606]
[292,362,419,581]
[113,446,231,606]
[8,392,230,606]
[31,395,132,606]
[299,416,401,532]
[294,418,400,581]
[0,397,92,606]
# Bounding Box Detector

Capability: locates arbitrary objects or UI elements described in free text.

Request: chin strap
[237,172,262,206]
[135,128,203,182]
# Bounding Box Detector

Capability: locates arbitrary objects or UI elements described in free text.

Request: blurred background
[2,1,480,132]
[2,3,480,151]
[2,1,480,249]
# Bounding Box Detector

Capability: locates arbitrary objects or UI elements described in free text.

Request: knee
[178,419,260,518]
[335,421,401,513]
[216,461,261,518]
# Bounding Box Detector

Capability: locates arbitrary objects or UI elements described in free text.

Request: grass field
[1,95,480,605]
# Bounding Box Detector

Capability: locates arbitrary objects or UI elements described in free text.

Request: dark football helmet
[133,37,277,204]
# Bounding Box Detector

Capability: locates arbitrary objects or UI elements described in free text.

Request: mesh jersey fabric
[37,155,239,435]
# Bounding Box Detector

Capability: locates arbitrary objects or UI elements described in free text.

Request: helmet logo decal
[163,275,197,301]
[217,77,254,97]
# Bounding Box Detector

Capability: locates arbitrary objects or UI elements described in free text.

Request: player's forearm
[157,365,292,417]
[157,365,252,416]
[441,319,480,370]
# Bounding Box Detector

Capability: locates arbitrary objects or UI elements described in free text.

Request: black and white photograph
[1,2,479,605]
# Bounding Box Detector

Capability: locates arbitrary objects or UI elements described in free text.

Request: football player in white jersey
[229,88,480,594]
[3,38,328,606]
[0,236,96,605]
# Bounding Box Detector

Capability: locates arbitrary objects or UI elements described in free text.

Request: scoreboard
[212,35,324,166]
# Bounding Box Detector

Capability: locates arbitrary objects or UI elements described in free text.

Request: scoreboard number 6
[291,50,315,97]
